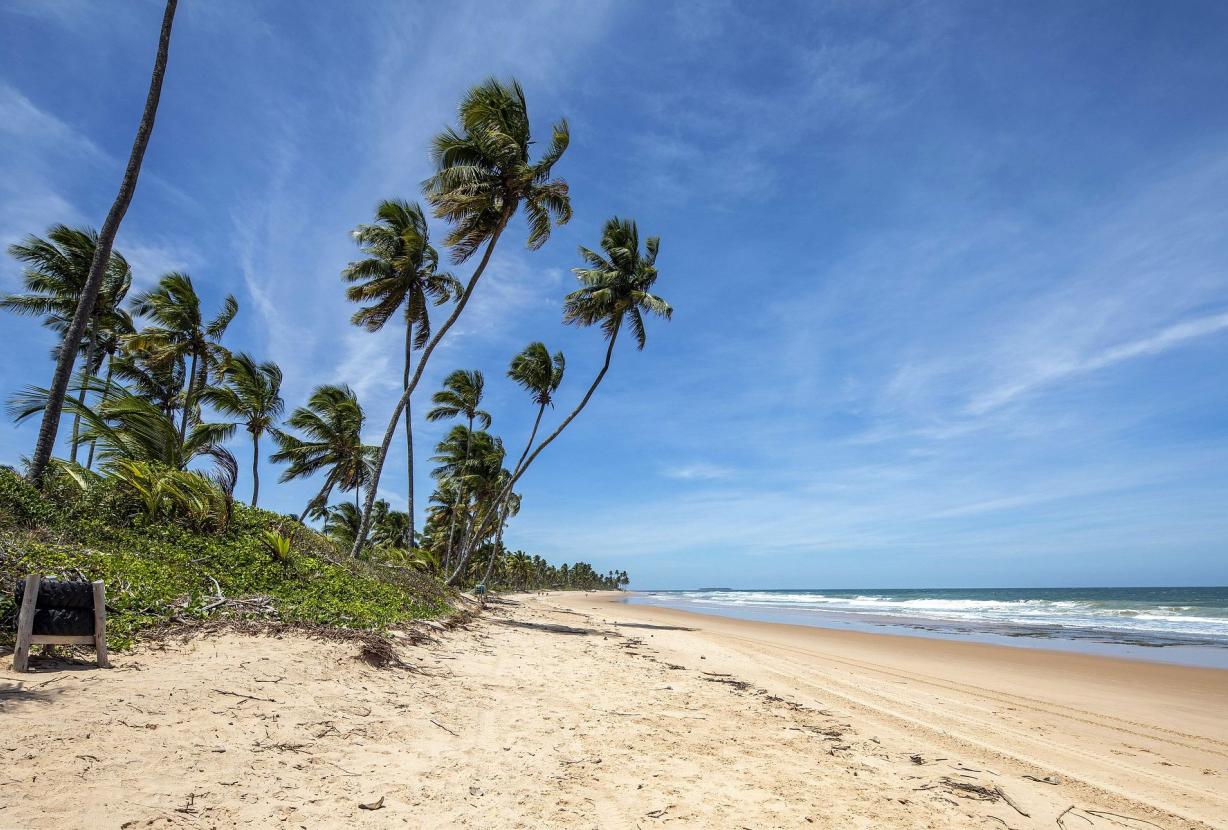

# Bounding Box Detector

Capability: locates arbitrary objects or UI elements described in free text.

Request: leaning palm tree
[343,198,458,549]
[26,0,178,485]
[505,342,564,479]
[426,370,491,571]
[352,77,571,556]
[128,272,238,440]
[3,225,133,463]
[271,384,375,523]
[200,353,284,507]
[448,218,671,584]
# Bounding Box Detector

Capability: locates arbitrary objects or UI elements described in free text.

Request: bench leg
[13,575,40,672]
[92,580,111,669]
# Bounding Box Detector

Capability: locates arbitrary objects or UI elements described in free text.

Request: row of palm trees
[7,71,669,592]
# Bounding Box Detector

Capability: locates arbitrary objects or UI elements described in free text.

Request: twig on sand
[358,796,385,811]
[995,787,1029,817]
[1023,774,1061,785]
[1056,805,1092,829]
[211,688,276,703]
[430,718,459,736]
[1085,810,1164,829]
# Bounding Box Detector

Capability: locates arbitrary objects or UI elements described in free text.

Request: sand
[1,591,1224,829]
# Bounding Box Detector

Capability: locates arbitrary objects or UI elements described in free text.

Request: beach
[2,591,1225,829]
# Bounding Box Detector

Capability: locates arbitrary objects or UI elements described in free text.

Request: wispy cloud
[662,462,733,481]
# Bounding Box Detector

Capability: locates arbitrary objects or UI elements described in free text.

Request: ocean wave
[639,589,1228,642]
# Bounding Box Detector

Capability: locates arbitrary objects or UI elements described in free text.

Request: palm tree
[343,198,458,550]
[27,0,178,485]
[352,77,571,556]
[3,225,133,464]
[84,307,137,469]
[200,353,284,507]
[9,379,235,476]
[271,384,375,523]
[506,343,565,476]
[449,218,671,584]
[128,272,238,441]
[426,370,491,570]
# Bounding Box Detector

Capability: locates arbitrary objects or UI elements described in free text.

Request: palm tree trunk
[442,417,473,573]
[351,209,512,557]
[86,353,114,470]
[69,318,99,464]
[251,433,260,507]
[179,349,198,442]
[448,322,621,585]
[480,502,508,587]
[404,319,415,551]
[27,0,178,485]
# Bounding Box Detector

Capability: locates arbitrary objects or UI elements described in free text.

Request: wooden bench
[12,575,110,672]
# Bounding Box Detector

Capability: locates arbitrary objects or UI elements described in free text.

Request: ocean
[625,587,1228,668]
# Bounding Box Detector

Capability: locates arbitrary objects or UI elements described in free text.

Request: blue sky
[2,1,1226,589]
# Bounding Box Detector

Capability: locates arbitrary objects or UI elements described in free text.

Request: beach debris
[1023,774,1061,785]
[995,786,1030,817]
[211,688,276,703]
[1085,810,1165,828]
[645,806,672,818]
[430,718,459,737]
[937,777,1000,801]
[358,796,385,811]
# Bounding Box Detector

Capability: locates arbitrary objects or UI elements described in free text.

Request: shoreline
[3,591,1225,828]
[619,589,1228,668]
[552,590,1228,828]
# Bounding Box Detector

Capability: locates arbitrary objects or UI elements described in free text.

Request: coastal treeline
[3,7,669,598]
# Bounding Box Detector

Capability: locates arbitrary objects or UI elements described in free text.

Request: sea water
[625,587,1228,668]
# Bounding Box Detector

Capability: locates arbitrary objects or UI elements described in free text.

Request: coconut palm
[200,353,284,507]
[26,0,178,486]
[83,307,137,469]
[353,77,571,556]
[505,342,565,477]
[3,225,133,463]
[449,218,671,584]
[426,370,491,570]
[343,198,458,549]
[128,272,238,440]
[9,379,235,477]
[271,384,375,523]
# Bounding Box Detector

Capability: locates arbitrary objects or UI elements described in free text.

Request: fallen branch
[995,786,1029,817]
[430,719,458,737]
[211,688,276,703]
[1085,810,1164,829]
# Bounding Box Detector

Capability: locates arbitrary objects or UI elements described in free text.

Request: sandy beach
[2,592,1225,829]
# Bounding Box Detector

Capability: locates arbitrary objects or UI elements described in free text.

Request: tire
[31,607,96,637]
[13,579,95,610]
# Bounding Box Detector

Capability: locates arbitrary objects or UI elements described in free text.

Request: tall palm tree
[3,225,133,463]
[352,77,571,556]
[271,384,375,523]
[200,353,284,507]
[27,0,178,485]
[343,198,458,549]
[128,272,238,440]
[449,218,671,584]
[426,370,491,570]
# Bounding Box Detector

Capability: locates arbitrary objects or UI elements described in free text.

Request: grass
[0,466,453,650]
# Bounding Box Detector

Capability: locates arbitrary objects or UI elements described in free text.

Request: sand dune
[2,592,1224,828]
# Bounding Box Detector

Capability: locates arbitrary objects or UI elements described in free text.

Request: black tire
[13,578,95,610]
[31,607,96,637]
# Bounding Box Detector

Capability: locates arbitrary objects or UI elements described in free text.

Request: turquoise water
[626,587,1228,668]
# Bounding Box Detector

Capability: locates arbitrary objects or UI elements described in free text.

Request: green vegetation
[5,66,664,648]
[0,466,449,650]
